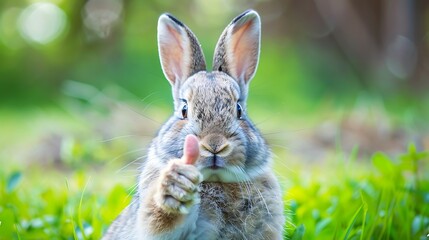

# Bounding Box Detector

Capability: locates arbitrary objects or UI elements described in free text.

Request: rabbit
[103,9,285,240]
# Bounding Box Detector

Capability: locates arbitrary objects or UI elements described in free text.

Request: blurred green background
[2,0,428,156]
[1,0,428,239]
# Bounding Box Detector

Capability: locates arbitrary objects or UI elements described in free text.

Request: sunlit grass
[1,142,427,239]
[0,100,428,239]
[0,166,133,240]
[282,145,429,239]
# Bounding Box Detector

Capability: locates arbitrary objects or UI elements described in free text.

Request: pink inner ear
[159,24,187,84]
[228,20,259,83]
[158,14,206,88]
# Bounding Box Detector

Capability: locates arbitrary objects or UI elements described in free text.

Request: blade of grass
[14,223,21,240]
[385,196,397,239]
[360,192,368,240]
[290,224,305,240]
[65,178,79,240]
[78,177,91,240]
[342,204,363,240]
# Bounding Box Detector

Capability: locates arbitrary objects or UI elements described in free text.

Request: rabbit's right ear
[158,14,206,89]
[213,10,261,86]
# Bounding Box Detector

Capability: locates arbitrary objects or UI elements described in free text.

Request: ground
[0,94,428,240]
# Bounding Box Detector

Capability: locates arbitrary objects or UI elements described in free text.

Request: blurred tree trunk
[257,0,428,93]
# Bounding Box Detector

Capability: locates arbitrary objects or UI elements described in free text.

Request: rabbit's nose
[200,134,231,156]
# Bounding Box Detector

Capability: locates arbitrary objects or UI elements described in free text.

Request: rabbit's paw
[155,159,203,214]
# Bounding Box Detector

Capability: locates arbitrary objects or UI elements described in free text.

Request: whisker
[269,143,295,151]
[254,184,272,217]
[125,183,139,203]
[252,116,274,127]
[115,101,162,126]
[235,166,252,199]
[139,91,159,105]
[237,166,272,218]
[115,155,146,174]
[100,134,140,143]
[107,148,147,165]
[230,170,250,220]
[262,127,314,135]
[231,224,248,240]
[271,152,298,175]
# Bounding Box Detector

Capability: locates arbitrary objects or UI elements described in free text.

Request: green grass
[282,145,429,239]
[0,167,133,240]
[0,105,428,240]
[1,145,427,239]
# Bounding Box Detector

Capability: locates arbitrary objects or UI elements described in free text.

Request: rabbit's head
[155,10,270,182]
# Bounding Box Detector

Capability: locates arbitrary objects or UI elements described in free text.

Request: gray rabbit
[103,9,285,240]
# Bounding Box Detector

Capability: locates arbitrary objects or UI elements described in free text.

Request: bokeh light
[18,2,66,45]
[83,0,123,39]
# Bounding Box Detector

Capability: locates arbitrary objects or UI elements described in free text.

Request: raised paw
[154,135,202,214]
[155,159,202,214]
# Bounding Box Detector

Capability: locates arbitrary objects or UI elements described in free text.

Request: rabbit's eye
[237,103,243,119]
[181,103,188,119]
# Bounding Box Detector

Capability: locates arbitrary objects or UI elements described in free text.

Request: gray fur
[103,10,284,240]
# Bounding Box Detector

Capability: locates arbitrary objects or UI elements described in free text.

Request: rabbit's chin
[200,165,266,183]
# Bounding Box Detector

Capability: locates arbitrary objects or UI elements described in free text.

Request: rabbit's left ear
[158,14,206,87]
[213,10,261,85]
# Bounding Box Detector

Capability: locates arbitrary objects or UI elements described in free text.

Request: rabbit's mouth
[199,156,228,182]
[200,155,226,170]
[199,157,251,183]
